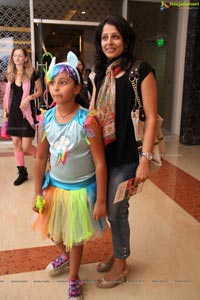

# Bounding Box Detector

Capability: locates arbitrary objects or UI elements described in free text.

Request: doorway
[34,22,96,109]
[35,23,84,62]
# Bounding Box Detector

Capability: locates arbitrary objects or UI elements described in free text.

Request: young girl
[32,51,107,300]
[3,46,42,185]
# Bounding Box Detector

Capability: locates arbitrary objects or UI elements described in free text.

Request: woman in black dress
[3,46,42,185]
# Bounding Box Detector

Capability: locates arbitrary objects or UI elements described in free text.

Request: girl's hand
[32,194,43,213]
[93,201,107,221]
[135,157,151,185]
[32,195,39,212]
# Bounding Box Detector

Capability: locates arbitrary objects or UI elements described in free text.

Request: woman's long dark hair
[94,15,136,77]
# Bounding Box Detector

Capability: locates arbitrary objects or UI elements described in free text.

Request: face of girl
[48,70,80,105]
[101,23,125,60]
[12,49,27,67]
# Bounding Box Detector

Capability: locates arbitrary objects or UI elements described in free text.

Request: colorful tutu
[32,181,107,250]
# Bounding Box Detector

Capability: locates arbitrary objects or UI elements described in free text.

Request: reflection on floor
[0,136,200,300]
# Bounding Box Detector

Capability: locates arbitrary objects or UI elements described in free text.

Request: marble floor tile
[0,137,200,300]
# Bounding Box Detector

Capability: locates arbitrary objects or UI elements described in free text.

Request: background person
[77,58,91,108]
[3,46,42,185]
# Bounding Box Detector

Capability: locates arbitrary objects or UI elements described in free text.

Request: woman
[3,46,42,185]
[89,15,157,288]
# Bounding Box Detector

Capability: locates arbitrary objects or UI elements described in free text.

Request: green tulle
[48,188,94,250]
[33,184,106,251]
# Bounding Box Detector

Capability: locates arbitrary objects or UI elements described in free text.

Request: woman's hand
[135,157,151,185]
[20,96,31,110]
[93,201,107,221]
[3,111,8,120]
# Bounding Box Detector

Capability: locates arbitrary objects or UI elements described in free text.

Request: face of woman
[77,60,84,73]
[101,24,125,60]
[12,49,27,67]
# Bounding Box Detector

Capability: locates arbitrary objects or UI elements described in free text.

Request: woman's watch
[141,151,153,161]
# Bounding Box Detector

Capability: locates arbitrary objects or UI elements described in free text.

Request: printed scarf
[96,59,121,146]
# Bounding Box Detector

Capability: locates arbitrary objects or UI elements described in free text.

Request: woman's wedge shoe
[96,255,114,273]
[96,267,129,289]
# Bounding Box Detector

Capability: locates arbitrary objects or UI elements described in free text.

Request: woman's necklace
[57,104,77,120]
[16,70,23,75]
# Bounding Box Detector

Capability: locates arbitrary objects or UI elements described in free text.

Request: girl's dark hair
[94,15,136,77]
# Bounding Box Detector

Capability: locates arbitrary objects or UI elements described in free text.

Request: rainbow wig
[46,51,81,84]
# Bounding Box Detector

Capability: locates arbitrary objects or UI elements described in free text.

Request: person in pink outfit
[3,46,42,185]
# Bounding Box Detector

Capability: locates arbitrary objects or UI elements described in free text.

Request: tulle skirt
[32,181,107,250]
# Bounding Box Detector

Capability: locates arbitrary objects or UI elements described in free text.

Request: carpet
[0,229,112,275]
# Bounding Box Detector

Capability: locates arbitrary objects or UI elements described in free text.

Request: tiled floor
[0,136,200,300]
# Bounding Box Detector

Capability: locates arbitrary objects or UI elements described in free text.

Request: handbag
[1,120,10,139]
[129,60,165,168]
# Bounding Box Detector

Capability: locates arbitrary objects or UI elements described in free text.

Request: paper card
[114,178,144,204]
